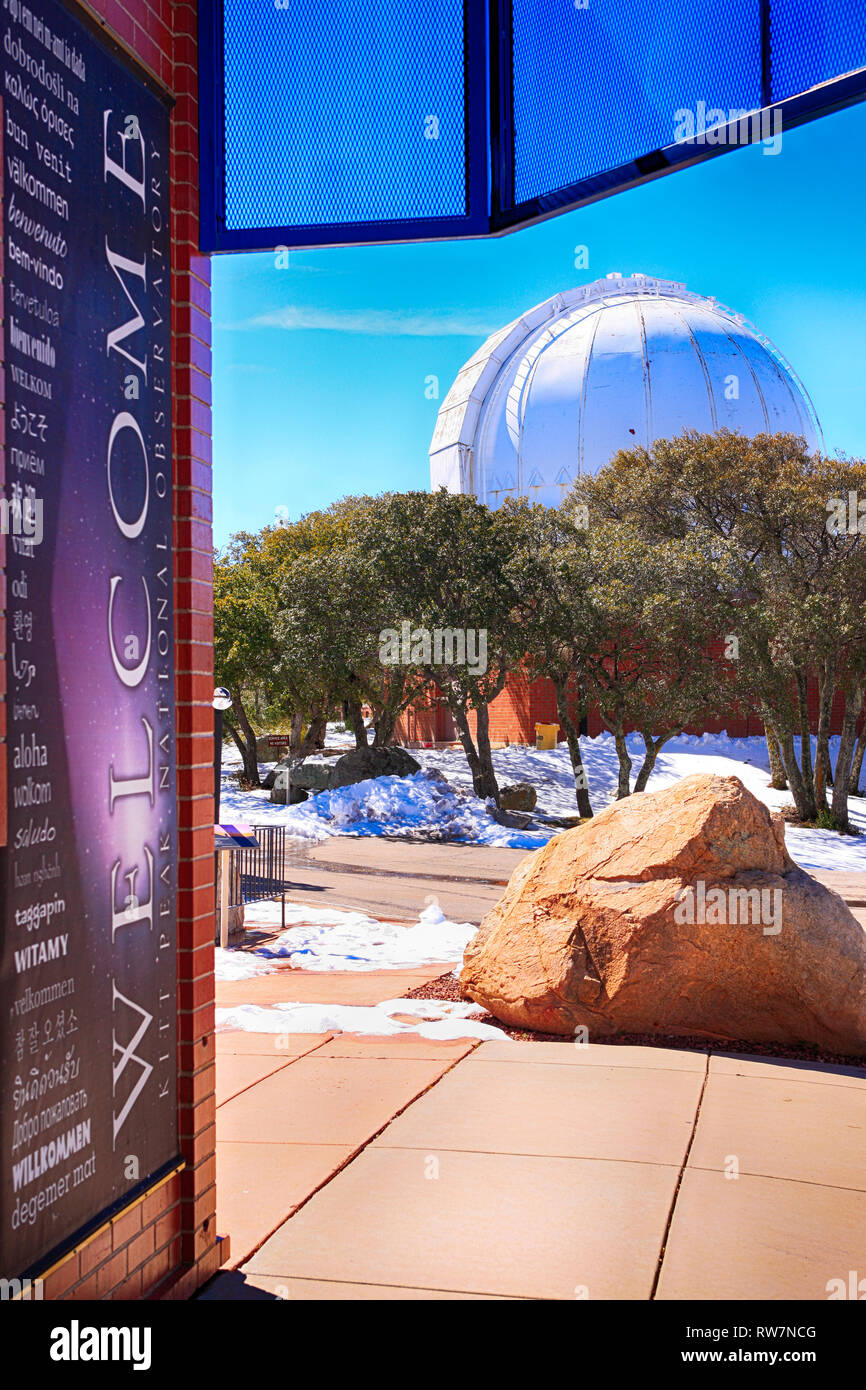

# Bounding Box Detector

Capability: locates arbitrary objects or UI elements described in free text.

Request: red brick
[177,1059,215,1109]
[140,1174,181,1228]
[109,1264,144,1300]
[126,1223,157,1273]
[154,1203,183,1252]
[42,1252,80,1300]
[111,1202,142,1250]
[78,1225,112,1278]
[177,971,214,1014]
[94,1248,128,1298]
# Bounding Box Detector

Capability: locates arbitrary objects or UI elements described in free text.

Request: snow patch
[214,947,276,981]
[248,899,478,972]
[215,997,506,1042]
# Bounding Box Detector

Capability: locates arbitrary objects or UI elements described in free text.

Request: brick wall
[7,0,223,1301]
[413,669,853,752]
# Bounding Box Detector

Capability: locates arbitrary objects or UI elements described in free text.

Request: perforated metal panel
[770,0,866,102]
[198,0,866,251]
[492,0,866,231]
[200,0,488,250]
[511,0,762,205]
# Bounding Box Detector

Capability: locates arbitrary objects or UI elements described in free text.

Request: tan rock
[499,782,538,812]
[461,775,866,1054]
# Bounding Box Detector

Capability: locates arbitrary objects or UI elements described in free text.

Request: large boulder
[330,744,421,789]
[265,758,334,796]
[289,760,335,793]
[269,768,309,805]
[461,774,866,1055]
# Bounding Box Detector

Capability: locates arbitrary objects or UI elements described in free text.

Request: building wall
[402,671,852,751]
[0,0,223,1300]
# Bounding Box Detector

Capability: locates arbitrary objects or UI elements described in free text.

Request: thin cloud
[225,305,498,337]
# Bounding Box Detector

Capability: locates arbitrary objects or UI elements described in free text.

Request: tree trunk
[373,708,396,746]
[553,679,593,817]
[229,695,260,788]
[762,717,787,790]
[451,702,499,802]
[288,711,303,757]
[613,725,632,799]
[778,727,811,822]
[473,702,500,803]
[813,657,836,813]
[794,668,817,820]
[633,731,674,793]
[225,721,247,769]
[298,714,326,758]
[832,682,863,832]
[849,721,866,796]
[344,697,368,749]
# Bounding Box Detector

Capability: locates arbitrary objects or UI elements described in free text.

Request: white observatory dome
[429,273,822,509]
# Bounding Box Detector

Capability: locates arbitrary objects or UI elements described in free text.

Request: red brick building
[398,671,849,748]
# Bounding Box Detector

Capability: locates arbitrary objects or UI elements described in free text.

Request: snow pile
[216,996,506,1042]
[220,731,866,871]
[214,947,276,981]
[248,899,478,972]
[280,770,552,850]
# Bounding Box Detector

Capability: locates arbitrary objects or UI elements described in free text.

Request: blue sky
[212,102,866,549]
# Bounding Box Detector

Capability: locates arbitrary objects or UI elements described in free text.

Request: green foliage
[573,430,866,826]
[213,432,866,825]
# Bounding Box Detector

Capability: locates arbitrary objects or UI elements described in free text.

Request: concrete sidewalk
[202,1037,866,1301]
[210,1026,474,1272]
[272,839,529,924]
[199,854,866,1300]
[274,838,866,929]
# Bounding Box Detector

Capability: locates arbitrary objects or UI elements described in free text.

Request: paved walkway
[199,848,866,1300]
[273,839,528,923]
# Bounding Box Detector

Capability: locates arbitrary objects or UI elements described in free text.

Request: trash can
[535,722,560,750]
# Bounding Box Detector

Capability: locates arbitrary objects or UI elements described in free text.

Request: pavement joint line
[705,1067,866,1091]
[650,1051,711,1301]
[229,1042,480,1273]
[219,1140,365,1149]
[232,1274,536,1299]
[683,1164,866,1194]
[216,1053,317,1111]
[368,1144,684,1167]
[218,1048,465,1127]
[215,1033,338,1109]
[459,1056,710,1075]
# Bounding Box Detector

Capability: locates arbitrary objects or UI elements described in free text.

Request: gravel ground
[406,972,866,1066]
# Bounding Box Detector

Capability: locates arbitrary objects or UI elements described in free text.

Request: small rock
[487,804,534,829]
[269,768,290,804]
[499,782,537,812]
